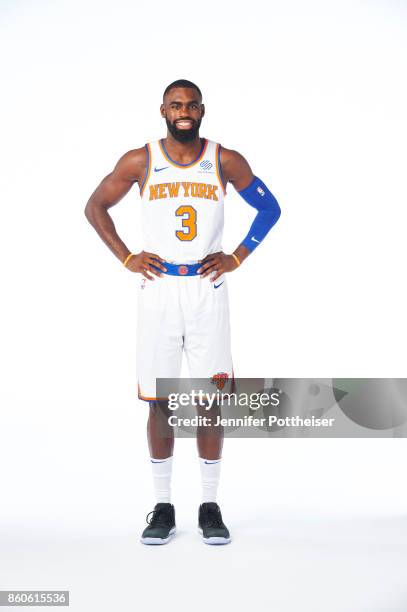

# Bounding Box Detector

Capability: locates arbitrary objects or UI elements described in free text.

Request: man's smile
[175,119,194,129]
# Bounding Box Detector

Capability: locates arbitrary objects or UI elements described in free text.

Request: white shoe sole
[198,527,231,545]
[140,526,176,545]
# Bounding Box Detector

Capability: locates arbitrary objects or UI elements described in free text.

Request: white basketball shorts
[136,270,233,401]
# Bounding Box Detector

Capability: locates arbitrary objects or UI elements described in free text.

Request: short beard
[166,118,201,143]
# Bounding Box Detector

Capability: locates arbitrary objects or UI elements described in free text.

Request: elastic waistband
[152,261,201,276]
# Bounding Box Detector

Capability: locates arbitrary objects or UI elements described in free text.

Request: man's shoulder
[219,145,248,175]
[219,145,244,163]
[217,144,253,188]
[119,145,148,165]
[114,146,148,182]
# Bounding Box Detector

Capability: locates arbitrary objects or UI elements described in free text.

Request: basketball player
[84,79,281,545]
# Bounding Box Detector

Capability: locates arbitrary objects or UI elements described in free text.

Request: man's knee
[149,400,170,416]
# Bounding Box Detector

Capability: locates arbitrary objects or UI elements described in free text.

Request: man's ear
[160,103,166,118]
[201,104,205,118]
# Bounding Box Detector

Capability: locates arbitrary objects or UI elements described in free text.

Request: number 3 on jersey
[175,205,197,241]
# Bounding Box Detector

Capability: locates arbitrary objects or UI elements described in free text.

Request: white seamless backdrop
[1,1,407,611]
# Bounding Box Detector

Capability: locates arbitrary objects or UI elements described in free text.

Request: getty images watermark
[154,378,407,438]
[166,388,334,429]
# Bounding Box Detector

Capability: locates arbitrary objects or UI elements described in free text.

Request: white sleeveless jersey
[138,138,226,262]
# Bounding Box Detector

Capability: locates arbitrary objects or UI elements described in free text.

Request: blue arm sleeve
[238,176,281,252]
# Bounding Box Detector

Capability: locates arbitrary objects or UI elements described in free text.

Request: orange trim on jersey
[139,143,152,197]
[159,138,209,169]
[215,143,227,195]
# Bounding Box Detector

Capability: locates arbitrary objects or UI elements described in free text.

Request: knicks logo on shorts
[211,372,229,390]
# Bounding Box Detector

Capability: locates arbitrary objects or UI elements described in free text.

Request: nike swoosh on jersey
[154,166,169,172]
[251,237,260,243]
[214,281,224,289]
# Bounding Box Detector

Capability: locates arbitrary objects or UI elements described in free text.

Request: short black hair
[163,79,202,101]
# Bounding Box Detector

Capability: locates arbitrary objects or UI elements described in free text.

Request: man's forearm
[233,244,250,265]
[85,202,131,263]
[238,177,281,253]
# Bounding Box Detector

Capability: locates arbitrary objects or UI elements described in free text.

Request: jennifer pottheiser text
[167,415,336,428]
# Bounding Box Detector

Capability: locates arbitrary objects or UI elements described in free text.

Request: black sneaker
[140,503,176,545]
[198,502,231,545]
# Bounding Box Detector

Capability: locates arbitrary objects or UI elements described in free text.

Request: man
[84,79,281,545]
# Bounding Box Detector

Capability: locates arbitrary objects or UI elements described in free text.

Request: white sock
[150,456,173,504]
[199,457,221,503]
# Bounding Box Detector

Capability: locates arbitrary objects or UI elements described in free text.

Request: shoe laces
[146,507,172,527]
